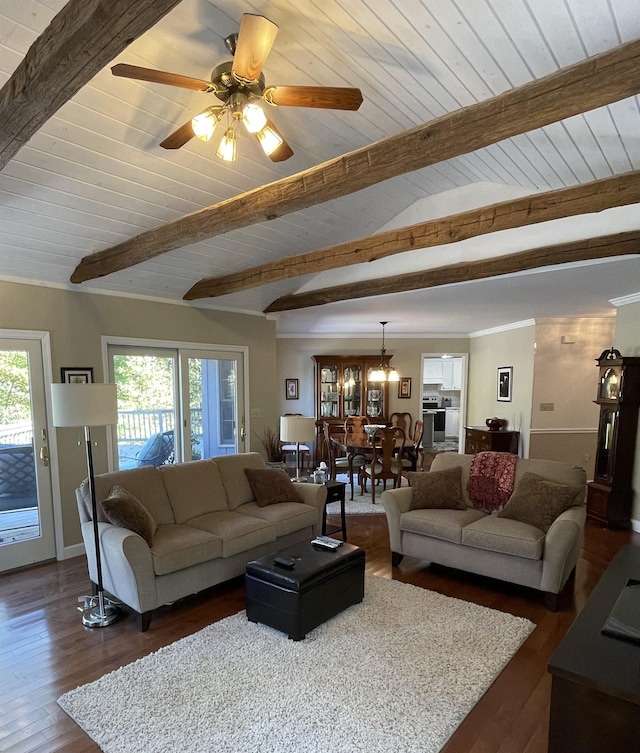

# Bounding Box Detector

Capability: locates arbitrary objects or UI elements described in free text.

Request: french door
[0,336,56,571]
[108,344,246,469]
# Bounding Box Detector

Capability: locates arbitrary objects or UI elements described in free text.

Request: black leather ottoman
[245,541,365,640]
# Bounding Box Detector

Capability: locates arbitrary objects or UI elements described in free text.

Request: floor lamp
[280,415,316,481]
[51,382,122,628]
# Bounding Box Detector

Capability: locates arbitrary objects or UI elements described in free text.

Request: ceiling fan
[111,13,363,163]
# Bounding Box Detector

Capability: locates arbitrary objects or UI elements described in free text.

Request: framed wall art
[398,376,412,399]
[61,367,94,384]
[497,366,512,402]
[285,378,299,400]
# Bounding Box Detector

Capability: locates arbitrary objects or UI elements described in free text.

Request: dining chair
[397,418,424,474]
[340,417,369,493]
[362,426,406,504]
[390,411,412,437]
[344,415,370,434]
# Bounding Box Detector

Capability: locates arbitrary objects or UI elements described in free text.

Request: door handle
[39,446,50,466]
[240,426,246,441]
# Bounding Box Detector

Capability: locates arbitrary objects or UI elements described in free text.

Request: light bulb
[256,124,283,156]
[191,110,217,142]
[242,103,267,134]
[216,128,237,162]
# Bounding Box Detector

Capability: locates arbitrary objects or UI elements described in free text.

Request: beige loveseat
[381,452,587,609]
[76,453,326,630]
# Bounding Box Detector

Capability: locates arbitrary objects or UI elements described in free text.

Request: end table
[322,479,347,540]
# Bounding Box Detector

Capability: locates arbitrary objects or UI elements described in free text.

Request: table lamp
[51,382,121,628]
[280,415,316,481]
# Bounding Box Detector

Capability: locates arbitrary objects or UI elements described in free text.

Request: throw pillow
[407,466,466,511]
[244,468,304,507]
[101,485,158,546]
[497,472,583,532]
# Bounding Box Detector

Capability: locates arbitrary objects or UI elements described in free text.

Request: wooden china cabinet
[586,348,640,529]
[313,355,392,463]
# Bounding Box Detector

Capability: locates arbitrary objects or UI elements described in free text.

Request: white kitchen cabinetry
[423,358,443,383]
[441,359,462,389]
[445,408,460,438]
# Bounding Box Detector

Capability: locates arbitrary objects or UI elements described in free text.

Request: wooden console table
[463,426,519,454]
[548,544,640,752]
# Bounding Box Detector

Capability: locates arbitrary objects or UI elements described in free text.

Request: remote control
[314,535,343,547]
[273,555,296,569]
[311,538,340,550]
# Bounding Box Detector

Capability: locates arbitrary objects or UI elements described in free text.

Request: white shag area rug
[58,576,534,753]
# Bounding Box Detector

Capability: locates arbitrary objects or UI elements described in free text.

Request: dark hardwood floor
[1,515,638,753]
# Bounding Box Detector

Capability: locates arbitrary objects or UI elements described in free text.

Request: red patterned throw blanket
[467,451,518,512]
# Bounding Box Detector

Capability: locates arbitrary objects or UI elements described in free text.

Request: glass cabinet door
[342,364,361,417]
[595,407,617,480]
[366,368,385,419]
[319,365,339,418]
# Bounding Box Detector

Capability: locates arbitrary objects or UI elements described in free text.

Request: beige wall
[528,317,615,472]
[614,299,640,528]
[467,324,536,457]
[0,280,278,551]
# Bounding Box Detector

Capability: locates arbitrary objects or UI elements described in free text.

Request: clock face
[599,366,620,401]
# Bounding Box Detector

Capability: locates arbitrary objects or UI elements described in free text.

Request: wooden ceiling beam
[184,171,640,300]
[0,0,183,170]
[264,231,640,312]
[71,37,640,284]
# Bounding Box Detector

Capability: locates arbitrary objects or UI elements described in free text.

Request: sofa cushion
[497,472,583,532]
[89,465,175,525]
[461,515,545,560]
[238,501,318,537]
[213,452,266,510]
[150,524,223,576]
[186,510,275,557]
[159,459,228,523]
[400,508,487,544]
[101,485,158,546]
[244,468,303,507]
[407,467,466,510]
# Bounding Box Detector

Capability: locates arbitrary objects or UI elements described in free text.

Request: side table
[322,479,347,540]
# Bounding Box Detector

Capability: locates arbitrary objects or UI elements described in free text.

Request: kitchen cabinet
[313,355,392,462]
[441,359,462,389]
[423,358,443,383]
[445,408,459,438]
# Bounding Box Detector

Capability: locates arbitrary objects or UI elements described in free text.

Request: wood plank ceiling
[1,0,639,336]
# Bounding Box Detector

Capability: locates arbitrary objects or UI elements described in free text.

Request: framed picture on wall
[497,366,512,402]
[285,378,299,400]
[398,376,412,399]
[61,367,94,384]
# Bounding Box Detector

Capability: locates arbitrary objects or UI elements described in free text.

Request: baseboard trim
[62,543,85,560]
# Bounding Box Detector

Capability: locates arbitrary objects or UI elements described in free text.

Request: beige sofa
[381,452,587,609]
[76,452,326,630]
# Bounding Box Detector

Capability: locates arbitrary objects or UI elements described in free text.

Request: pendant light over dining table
[369,322,399,383]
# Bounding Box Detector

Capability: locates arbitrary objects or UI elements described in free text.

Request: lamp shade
[51,383,118,427]
[280,415,315,444]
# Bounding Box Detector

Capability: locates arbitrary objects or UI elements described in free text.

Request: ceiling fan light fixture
[242,102,267,133]
[256,124,283,156]
[191,110,218,142]
[216,128,237,162]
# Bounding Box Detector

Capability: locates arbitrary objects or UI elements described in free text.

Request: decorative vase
[485,417,506,431]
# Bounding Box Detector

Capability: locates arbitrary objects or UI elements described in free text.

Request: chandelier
[369,322,399,383]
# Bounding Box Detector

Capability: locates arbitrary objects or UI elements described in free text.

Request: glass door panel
[343,364,361,417]
[182,350,245,459]
[320,365,339,419]
[110,349,178,470]
[0,338,55,571]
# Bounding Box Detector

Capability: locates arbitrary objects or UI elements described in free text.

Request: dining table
[332,431,417,500]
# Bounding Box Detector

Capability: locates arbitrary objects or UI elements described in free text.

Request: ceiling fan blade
[255,118,294,162]
[232,14,278,84]
[264,85,363,110]
[112,63,213,92]
[160,120,196,150]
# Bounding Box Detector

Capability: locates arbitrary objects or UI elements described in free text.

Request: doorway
[422,353,468,453]
[0,335,56,571]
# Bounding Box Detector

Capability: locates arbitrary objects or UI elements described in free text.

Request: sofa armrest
[540,505,586,594]
[381,487,413,554]
[82,521,158,613]
[294,482,327,532]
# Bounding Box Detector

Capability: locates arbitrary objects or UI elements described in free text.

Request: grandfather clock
[586,348,640,529]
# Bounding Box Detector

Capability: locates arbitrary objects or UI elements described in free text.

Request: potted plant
[254,425,284,467]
